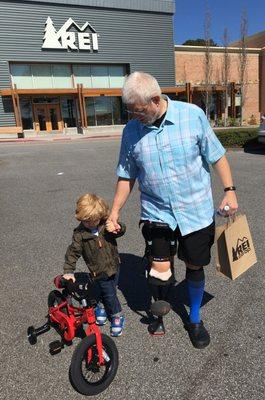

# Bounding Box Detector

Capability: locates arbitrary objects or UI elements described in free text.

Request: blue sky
[174,0,265,45]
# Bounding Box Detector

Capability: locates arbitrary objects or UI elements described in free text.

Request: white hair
[122,71,162,105]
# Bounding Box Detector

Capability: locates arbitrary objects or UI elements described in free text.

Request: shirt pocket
[163,138,199,169]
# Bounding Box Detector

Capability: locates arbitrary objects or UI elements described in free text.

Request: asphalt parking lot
[0,140,264,400]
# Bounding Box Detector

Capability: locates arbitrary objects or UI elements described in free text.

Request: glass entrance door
[33,104,63,132]
[34,105,47,131]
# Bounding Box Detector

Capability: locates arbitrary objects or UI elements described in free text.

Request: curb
[0,133,122,144]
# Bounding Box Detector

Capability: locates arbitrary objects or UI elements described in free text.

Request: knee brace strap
[149,268,172,281]
[148,271,175,287]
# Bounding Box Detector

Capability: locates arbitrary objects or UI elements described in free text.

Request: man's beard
[144,110,160,126]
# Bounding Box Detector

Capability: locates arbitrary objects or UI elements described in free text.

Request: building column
[11,84,22,127]
[186,83,192,103]
[77,84,86,128]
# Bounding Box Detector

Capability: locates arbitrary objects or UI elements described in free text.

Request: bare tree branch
[238,10,248,125]
[222,27,230,126]
[202,4,213,120]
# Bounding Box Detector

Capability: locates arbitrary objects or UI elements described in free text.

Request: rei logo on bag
[232,237,251,261]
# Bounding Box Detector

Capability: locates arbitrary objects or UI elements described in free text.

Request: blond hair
[75,193,109,224]
[122,71,161,105]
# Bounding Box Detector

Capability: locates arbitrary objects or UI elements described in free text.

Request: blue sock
[186,278,205,324]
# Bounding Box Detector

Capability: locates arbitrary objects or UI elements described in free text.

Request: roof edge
[174,45,261,54]
[5,0,175,13]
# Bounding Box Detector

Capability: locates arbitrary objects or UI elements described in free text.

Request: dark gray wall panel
[0,0,175,126]
[0,61,15,126]
[8,0,175,13]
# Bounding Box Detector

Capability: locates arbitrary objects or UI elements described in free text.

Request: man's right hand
[63,273,76,282]
[107,210,121,233]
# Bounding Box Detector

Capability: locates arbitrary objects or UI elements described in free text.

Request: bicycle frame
[48,299,104,365]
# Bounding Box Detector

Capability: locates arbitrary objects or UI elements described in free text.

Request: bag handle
[216,206,236,228]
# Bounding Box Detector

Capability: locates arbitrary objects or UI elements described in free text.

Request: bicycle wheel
[69,333,119,396]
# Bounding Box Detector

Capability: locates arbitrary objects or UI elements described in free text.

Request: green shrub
[227,117,240,127]
[216,118,224,127]
[214,128,258,148]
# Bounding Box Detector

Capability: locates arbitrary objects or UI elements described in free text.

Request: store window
[52,65,72,88]
[85,98,96,126]
[61,98,77,127]
[109,66,125,88]
[32,64,53,88]
[10,64,33,89]
[73,65,92,88]
[11,63,126,90]
[20,98,33,129]
[85,96,128,126]
[91,65,109,88]
[32,97,59,103]
[10,63,72,89]
[94,96,112,125]
[73,64,126,88]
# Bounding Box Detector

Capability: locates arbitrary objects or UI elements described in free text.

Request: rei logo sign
[232,237,251,261]
[42,17,99,51]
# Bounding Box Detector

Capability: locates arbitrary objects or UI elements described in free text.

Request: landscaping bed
[213,127,259,148]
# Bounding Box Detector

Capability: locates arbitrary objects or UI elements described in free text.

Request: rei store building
[0,0,175,136]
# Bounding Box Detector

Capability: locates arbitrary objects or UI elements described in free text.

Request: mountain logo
[42,17,99,51]
[232,237,251,261]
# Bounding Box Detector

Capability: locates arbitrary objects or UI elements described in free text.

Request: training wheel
[27,326,37,345]
[49,340,63,355]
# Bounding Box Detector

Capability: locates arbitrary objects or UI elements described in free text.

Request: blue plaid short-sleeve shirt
[116,98,226,235]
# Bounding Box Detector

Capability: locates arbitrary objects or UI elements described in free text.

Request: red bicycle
[27,275,119,396]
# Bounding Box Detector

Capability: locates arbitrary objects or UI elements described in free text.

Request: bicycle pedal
[49,340,63,355]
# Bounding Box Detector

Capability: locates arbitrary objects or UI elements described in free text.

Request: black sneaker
[184,321,210,349]
[148,318,165,336]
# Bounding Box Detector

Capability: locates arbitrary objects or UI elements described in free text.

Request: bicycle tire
[69,333,119,396]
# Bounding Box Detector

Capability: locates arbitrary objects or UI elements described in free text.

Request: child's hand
[106,220,120,233]
[63,273,76,282]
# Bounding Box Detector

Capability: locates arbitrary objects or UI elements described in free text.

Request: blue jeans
[94,269,121,318]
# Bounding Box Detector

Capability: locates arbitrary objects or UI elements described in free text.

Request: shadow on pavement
[118,253,214,325]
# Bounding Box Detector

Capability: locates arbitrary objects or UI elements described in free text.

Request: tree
[202,7,213,120]
[222,27,231,127]
[182,38,217,46]
[238,10,248,126]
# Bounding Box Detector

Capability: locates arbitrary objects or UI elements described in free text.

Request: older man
[109,72,238,348]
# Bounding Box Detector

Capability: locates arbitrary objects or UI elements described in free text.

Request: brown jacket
[63,222,126,278]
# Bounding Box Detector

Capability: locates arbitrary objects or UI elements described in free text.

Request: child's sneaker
[110,316,125,337]
[95,306,107,326]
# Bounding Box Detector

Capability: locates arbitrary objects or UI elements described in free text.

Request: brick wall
[175,46,261,123]
[261,49,265,114]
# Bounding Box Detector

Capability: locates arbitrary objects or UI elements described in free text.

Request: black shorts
[141,221,215,267]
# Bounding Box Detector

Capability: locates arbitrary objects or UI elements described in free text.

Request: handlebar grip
[60,277,79,292]
[53,275,76,291]
[54,275,93,293]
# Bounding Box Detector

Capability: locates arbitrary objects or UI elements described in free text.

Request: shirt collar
[164,96,177,125]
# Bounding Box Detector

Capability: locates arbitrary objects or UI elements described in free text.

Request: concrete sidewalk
[0,127,123,144]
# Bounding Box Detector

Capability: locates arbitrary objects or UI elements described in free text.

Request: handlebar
[54,275,93,294]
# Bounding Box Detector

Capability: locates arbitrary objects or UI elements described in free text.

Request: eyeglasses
[125,103,151,116]
[125,109,147,116]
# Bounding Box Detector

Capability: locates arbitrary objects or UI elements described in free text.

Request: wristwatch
[224,186,236,192]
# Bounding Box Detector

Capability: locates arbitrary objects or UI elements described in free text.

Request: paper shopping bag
[215,214,257,280]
